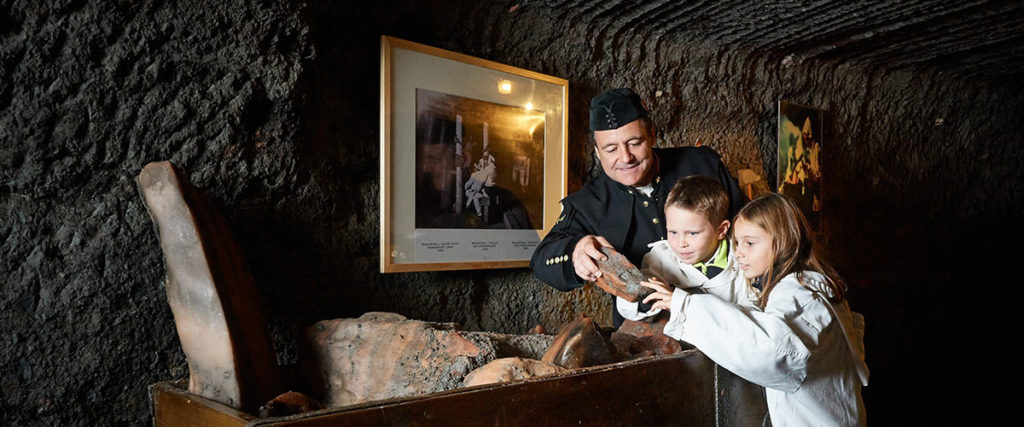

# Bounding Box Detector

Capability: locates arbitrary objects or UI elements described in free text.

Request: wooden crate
[150,350,767,426]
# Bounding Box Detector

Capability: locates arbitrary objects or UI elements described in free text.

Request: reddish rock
[541,317,614,369]
[612,315,692,360]
[304,313,493,407]
[593,247,653,302]
[608,332,640,360]
[258,391,322,418]
[462,357,568,387]
[529,324,547,335]
[466,331,553,361]
[302,313,555,408]
[617,317,670,338]
[632,334,684,356]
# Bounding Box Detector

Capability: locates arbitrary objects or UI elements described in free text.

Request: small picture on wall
[778,101,823,231]
[415,88,545,230]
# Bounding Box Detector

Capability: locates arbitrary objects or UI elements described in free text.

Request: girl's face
[733,218,773,279]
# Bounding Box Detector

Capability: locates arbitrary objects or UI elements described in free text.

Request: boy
[618,175,758,321]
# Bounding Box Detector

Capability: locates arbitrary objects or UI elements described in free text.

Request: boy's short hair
[666,175,729,226]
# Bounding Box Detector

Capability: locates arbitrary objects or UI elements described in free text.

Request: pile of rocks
[301,312,688,409]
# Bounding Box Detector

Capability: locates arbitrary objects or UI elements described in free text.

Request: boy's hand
[641,278,673,311]
[572,235,613,282]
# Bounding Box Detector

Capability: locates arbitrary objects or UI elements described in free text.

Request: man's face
[593,119,655,187]
[665,205,729,265]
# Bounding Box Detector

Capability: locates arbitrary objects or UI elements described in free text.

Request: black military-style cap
[589,88,648,131]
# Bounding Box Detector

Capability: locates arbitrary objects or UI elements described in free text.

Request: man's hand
[572,235,612,282]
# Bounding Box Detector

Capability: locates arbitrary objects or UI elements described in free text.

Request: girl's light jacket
[665,270,869,426]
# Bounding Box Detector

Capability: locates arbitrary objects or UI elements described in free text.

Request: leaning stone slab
[137,161,281,413]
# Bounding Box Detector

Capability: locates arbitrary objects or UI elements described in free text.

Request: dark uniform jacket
[529,146,746,326]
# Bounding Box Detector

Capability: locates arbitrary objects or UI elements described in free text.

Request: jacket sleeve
[529,202,587,291]
[662,282,820,393]
[616,295,661,320]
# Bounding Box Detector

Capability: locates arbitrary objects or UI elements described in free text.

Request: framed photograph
[777,101,823,231]
[380,36,568,273]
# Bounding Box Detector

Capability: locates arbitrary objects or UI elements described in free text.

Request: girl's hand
[641,277,673,311]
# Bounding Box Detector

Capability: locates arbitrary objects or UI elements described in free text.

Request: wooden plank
[150,382,254,427]
[151,351,767,426]
[251,351,719,426]
[715,365,769,426]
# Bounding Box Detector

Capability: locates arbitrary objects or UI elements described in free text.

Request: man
[530,88,746,326]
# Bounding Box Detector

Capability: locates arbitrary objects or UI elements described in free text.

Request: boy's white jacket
[616,239,758,321]
[665,271,869,426]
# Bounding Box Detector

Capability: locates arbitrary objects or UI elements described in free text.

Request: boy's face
[733,218,773,280]
[665,205,730,265]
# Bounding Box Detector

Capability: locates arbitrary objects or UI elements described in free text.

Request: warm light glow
[524,102,533,111]
[498,80,512,94]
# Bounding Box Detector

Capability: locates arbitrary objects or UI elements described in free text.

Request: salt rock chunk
[634,334,685,355]
[356,312,408,322]
[608,331,640,360]
[305,314,498,407]
[137,161,280,413]
[258,391,322,418]
[612,317,692,361]
[462,357,568,387]
[541,317,614,369]
[617,317,670,338]
[593,247,654,302]
[464,331,554,361]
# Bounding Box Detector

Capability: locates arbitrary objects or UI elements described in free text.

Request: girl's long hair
[735,193,845,307]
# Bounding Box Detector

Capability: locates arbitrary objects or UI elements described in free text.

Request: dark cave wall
[1,0,310,424]
[2,0,1021,425]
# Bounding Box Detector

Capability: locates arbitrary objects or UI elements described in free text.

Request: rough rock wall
[1,0,309,424]
[2,0,1021,425]
[0,1,607,424]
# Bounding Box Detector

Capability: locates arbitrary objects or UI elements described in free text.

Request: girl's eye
[689,231,700,236]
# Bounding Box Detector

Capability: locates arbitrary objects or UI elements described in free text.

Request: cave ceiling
[541,0,1024,82]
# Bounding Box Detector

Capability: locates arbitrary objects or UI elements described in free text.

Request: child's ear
[716,220,731,240]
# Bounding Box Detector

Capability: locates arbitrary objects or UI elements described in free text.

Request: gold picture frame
[380,36,568,273]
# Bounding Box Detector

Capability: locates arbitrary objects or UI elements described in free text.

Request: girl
[642,193,869,426]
